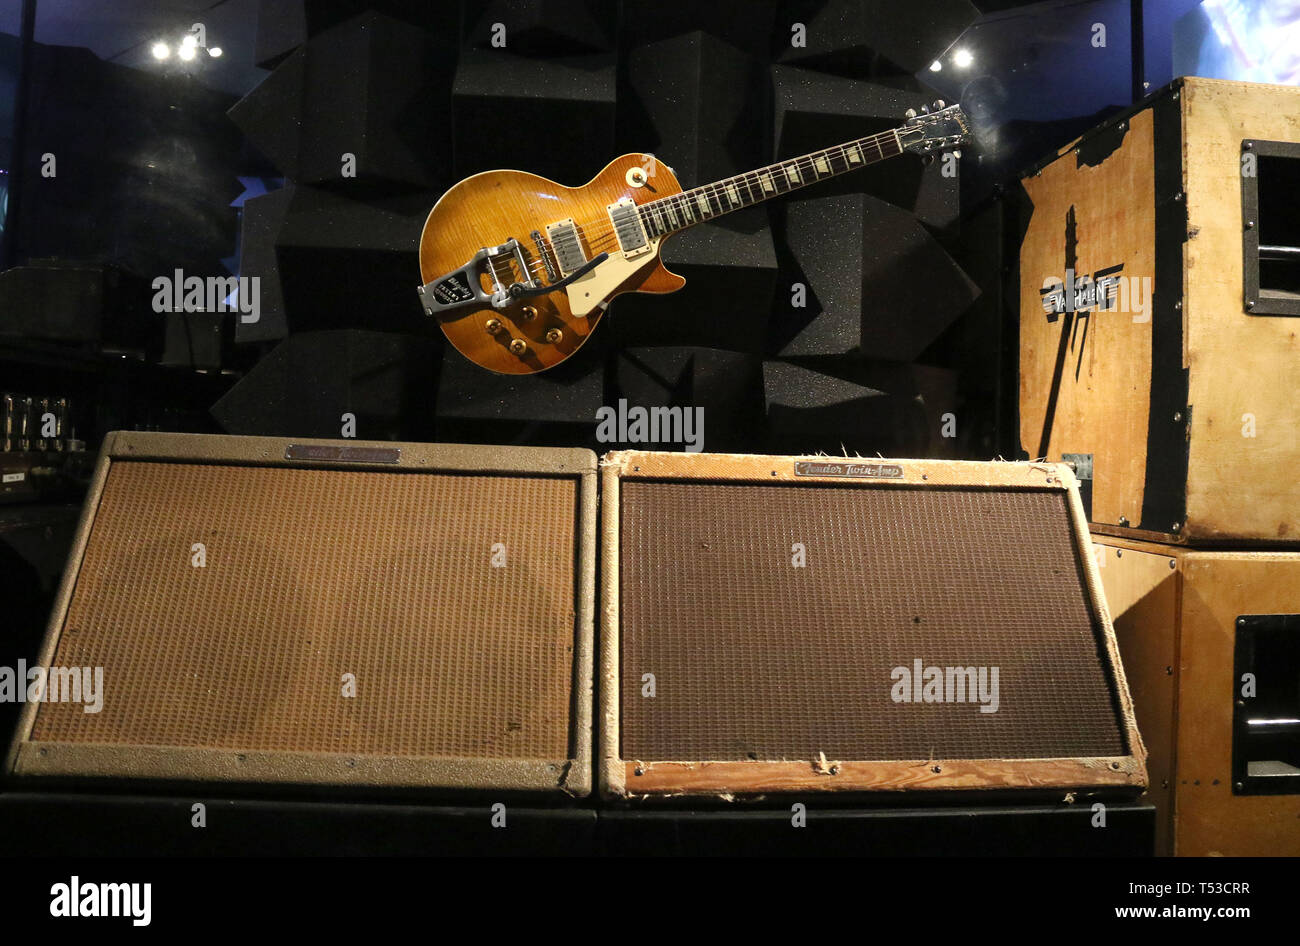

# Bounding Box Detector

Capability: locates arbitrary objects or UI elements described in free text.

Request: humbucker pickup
[545,218,587,275]
[608,198,650,257]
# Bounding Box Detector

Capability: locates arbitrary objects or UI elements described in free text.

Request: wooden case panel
[1091,537,1180,855]
[1019,106,1157,531]
[1093,533,1300,856]
[1021,77,1300,544]
[1177,552,1300,855]
[1181,78,1300,542]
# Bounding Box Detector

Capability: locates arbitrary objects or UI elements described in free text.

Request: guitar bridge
[416,238,538,316]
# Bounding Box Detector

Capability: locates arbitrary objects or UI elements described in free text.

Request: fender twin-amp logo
[794,461,904,479]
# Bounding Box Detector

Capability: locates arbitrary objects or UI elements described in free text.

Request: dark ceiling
[0,0,267,96]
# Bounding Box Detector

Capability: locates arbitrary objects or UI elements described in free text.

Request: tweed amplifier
[599,451,1146,800]
[6,432,596,796]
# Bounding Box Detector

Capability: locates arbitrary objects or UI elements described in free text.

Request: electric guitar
[417,102,970,374]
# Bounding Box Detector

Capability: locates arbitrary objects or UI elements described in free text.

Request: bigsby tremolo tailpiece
[417,237,609,317]
[417,238,529,315]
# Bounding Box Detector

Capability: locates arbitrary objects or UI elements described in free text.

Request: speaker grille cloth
[620,481,1124,761]
[32,460,578,760]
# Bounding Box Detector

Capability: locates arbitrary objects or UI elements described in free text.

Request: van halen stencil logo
[1038,205,1151,326]
[1039,262,1126,318]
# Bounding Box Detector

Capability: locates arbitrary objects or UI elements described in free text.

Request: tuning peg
[933,99,946,110]
[904,108,917,119]
[920,104,930,114]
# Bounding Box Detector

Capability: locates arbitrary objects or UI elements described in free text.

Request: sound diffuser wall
[599,451,1146,800]
[6,432,596,796]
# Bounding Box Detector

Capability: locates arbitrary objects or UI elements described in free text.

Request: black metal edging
[1138,84,1191,536]
[1232,614,1300,797]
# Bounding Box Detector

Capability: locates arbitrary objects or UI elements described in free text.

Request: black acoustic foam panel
[231,12,454,195]
[211,330,440,442]
[254,0,308,70]
[606,223,778,353]
[773,65,958,229]
[620,30,767,207]
[463,0,615,55]
[774,193,978,360]
[620,0,779,55]
[435,346,605,446]
[762,359,959,456]
[273,186,432,334]
[235,184,294,344]
[229,47,308,181]
[775,0,980,76]
[612,346,764,453]
[452,49,616,183]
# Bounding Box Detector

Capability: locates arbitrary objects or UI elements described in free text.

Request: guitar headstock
[898,101,970,155]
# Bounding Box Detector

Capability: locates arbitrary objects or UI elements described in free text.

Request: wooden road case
[1092,533,1300,856]
[1019,77,1300,545]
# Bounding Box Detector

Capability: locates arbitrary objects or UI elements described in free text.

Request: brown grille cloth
[32,460,578,760]
[619,481,1125,762]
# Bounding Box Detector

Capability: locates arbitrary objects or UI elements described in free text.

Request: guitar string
[527,130,899,260]
[485,128,905,288]
[550,129,900,246]
[582,129,899,247]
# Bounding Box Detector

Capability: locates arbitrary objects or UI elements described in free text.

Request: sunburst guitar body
[416,103,970,374]
[418,155,684,375]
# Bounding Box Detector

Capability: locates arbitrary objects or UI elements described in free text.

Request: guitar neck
[637,127,904,238]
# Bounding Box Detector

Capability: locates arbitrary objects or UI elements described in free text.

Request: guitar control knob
[545,328,563,344]
[509,338,528,356]
[484,318,503,335]
[520,306,537,322]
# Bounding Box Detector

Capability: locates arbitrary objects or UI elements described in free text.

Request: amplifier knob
[545,328,563,344]
[509,338,528,355]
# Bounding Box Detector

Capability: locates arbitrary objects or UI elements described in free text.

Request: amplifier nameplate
[793,461,904,479]
[285,444,401,464]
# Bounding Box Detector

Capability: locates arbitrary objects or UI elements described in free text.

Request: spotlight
[929,60,942,72]
[181,34,198,48]
[178,44,196,61]
[953,48,974,68]
[151,42,170,60]
[208,47,222,58]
